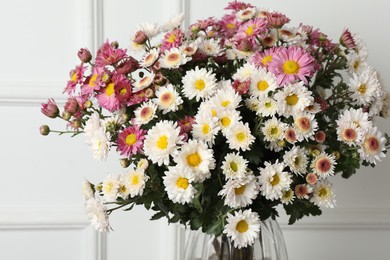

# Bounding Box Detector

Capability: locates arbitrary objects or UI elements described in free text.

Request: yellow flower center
[71,73,78,82]
[105,182,114,192]
[282,60,300,74]
[236,132,246,142]
[318,187,328,198]
[156,135,168,150]
[221,117,231,127]
[132,175,139,185]
[120,87,127,95]
[358,84,367,94]
[270,173,280,186]
[257,80,269,91]
[168,33,177,43]
[176,177,189,189]
[222,100,231,107]
[195,79,206,90]
[236,220,249,233]
[286,94,299,106]
[230,161,238,172]
[264,101,273,108]
[202,124,210,134]
[270,127,279,136]
[187,152,202,167]
[125,133,137,146]
[245,25,254,36]
[234,185,246,195]
[89,74,98,87]
[262,55,273,66]
[226,23,235,29]
[211,109,217,117]
[105,83,115,96]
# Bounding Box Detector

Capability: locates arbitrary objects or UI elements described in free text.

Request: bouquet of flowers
[40,0,390,249]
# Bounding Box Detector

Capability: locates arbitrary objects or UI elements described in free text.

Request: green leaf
[150,211,166,221]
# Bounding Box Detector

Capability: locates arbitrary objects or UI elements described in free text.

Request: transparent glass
[183,218,288,260]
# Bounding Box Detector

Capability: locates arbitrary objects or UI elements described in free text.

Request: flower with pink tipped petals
[161,29,184,52]
[117,125,147,158]
[178,116,196,134]
[268,46,317,86]
[232,79,250,95]
[250,47,277,69]
[219,14,241,38]
[265,12,290,29]
[235,18,268,45]
[94,73,127,112]
[127,89,149,107]
[41,98,59,118]
[64,64,86,94]
[64,97,79,115]
[95,40,127,68]
[340,28,356,49]
[224,0,253,12]
[81,67,110,96]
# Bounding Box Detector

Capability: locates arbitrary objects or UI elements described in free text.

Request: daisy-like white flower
[349,66,381,105]
[103,114,126,132]
[102,175,119,202]
[245,97,261,112]
[221,152,249,179]
[294,184,313,199]
[293,113,318,141]
[266,139,287,152]
[153,84,183,114]
[211,86,242,112]
[138,22,161,38]
[175,139,215,182]
[84,112,103,137]
[116,125,146,158]
[88,127,111,161]
[310,180,336,208]
[120,167,149,199]
[143,120,184,166]
[249,67,278,98]
[133,72,155,93]
[223,209,260,249]
[218,175,260,208]
[257,97,279,117]
[226,122,255,151]
[358,126,386,165]
[82,179,95,200]
[182,67,218,101]
[336,121,364,146]
[197,98,219,118]
[258,161,292,201]
[311,152,336,179]
[218,109,241,135]
[161,13,185,32]
[85,197,110,232]
[140,48,160,68]
[336,108,372,132]
[160,48,191,69]
[199,38,224,56]
[133,100,158,125]
[181,42,199,57]
[346,51,368,75]
[281,189,295,205]
[274,82,314,116]
[192,111,220,146]
[261,117,287,142]
[236,7,257,21]
[268,46,317,86]
[136,158,149,171]
[233,63,257,82]
[283,146,308,175]
[163,165,197,204]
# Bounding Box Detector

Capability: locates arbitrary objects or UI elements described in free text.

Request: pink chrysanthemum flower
[224,0,253,12]
[117,125,147,158]
[235,18,268,45]
[95,73,128,112]
[265,12,290,29]
[64,64,86,94]
[268,46,317,86]
[250,47,278,69]
[81,67,110,96]
[219,14,241,38]
[161,29,184,52]
[178,116,196,135]
[340,28,356,49]
[127,89,149,106]
[95,40,127,68]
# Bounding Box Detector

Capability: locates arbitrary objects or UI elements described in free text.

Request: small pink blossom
[81,67,109,96]
[117,125,146,158]
[115,57,139,75]
[178,116,196,134]
[41,98,59,118]
[64,97,79,115]
[64,64,86,94]
[250,47,278,69]
[160,29,184,52]
[232,79,250,95]
[224,0,253,12]
[95,40,127,68]
[219,14,241,38]
[235,18,268,45]
[340,28,356,49]
[265,12,290,29]
[77,48,92,63]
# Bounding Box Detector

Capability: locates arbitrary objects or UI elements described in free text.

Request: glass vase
[183,218,288,260]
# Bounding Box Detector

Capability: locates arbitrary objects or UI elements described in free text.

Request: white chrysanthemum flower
[346,51,368,75]
[266,139,287,152]
[336,121,364,146]
[249,68,278,98]
[281,189,295,205]
[143,120,184,166]
[133,71,155,93]
[153,84,183,114]
[311,152,336,179]
[336,108,372,132]
[199,38,224,56]
[283,146,308,175]
[218,109,241,135]
[245,97,261,112]
[182,67,217,101]
[293,113,318,141]
[233,63,257,82]
[226,122,255,151]
[218,175,260,208]
[223,209,260,249]
[120,167,149,199]
[349,66,380,105]
[161,13,185,32]
[134,100,158,125]
[84,112,102,138]
[197,98,219,118]
[85,197,110,232]
[82,179,95,200]
[274,82,314,116]
[257,97,279,117]
[236,7,257,21]
[138,22,161,38]
[160,48,191,69]
[181,41,199,56]
[262,117,287,142]
[175,139,215,182]
[211,86,242,112]
[130,40,146,52]
[353,33,369,59]
[102,175,119,202]
[88,128,111,161]
[102,114,126,132]
[358,126,386,165]
[221,152,249,179]
[310,180,336,208]
[163,165,197,204]
[192,111,220,146]
[136,158,149,171]
[258,161,292,201]
[140,48,160,68]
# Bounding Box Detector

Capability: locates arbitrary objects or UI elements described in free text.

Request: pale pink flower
[340,28,356,49]
[224,0,254,12]
[235,18,268,45]
[95,40,127,68]
[250,47,278,69]
[160,29,184,52]
[41,98,59,118]
[81,67,109,96]
[265,12,290,29]
[117,125,147,158]
[64,64,86,94]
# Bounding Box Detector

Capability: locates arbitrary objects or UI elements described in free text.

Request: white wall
[0,0,389,259]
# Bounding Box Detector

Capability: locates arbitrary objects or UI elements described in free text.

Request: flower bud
[41,98,59,118]
[116,57,140,74]
[77,48,92,63]
[120,158,130,168]
[39,125,50,136]
[84,100,93,108]
[315,131,326,143]
[133,30,148,45]
[332,151,341,160]
[339,28,356,49]
[64,97,79,115]
[62,111,71,120]
[137,159,149,171]
[71,119,82,130]
[145,88,154,98]
[111,41,119,48]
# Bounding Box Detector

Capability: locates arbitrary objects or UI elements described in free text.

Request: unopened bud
[62,111,71,120]
[133,30,148,45]
[137,158,149,171]
[41,98,59,118]
[71,119,82,129]
[39,125,50,136]
[64,97,79,115]
[77,48,92,63]
[332,151,341,160]
[111,41,119,48]
[145,88,154,98]
[120,158,130,168]
[311,149,321,157]
[84,100,93,108]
